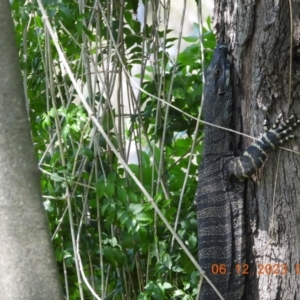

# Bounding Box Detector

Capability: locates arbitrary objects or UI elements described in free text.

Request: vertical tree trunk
[214,0,300,299]
[0,1,63,299]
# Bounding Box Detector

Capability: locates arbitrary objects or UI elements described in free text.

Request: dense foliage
[11,0,215,299]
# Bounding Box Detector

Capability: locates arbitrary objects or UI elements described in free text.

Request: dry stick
[169,0,193,251]
[151,3,164,264]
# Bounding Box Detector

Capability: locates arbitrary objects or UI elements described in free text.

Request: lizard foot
[263,114,300,146]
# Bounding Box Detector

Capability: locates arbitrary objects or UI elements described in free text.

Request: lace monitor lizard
[195,43,300,300]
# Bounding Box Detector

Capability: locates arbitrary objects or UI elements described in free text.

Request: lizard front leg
[227,114,300,178]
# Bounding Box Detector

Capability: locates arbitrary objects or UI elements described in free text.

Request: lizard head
[203,43,232,125]
[210,43,231,95]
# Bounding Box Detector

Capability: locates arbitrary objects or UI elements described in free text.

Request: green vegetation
[11,0,216,298]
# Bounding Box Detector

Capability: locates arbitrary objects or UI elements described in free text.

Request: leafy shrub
[11,1,216,298]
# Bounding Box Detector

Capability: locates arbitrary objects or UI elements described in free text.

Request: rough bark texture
[213,0,300,299]
[0,1,64,299]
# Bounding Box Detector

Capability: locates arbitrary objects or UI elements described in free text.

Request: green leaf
[121,235,135,249]
[50,173,63,182]
[57,107,67,117]
[113,247,125,266]
[177,44,200,66]
[138,293,148,300]
[172,265,184,273]
[136,212,152,223]
[182,36,199,43]
[43,199,53,212]
[118,210,130,225]
[117,187,127,202]
[61,125,70,141]
[188,234,197,248]
[206,16,212,30]
[162,282,173,289]
[183,282,191,291]
[102,109,115,132]
[162,253,172,269]
[107,172,117,182]
[109,237,118,247]
[105,182,114,197]
[55,248,63,262]
[63,250,73,259]
[127,189,138,202]
[124,11,141,33]
[96,181,105,197]
[79,147,94,160]
[128,203,144,215]
[42,114,51,129]
[173,289,185,296]
[139,150,150,166]
[103,246,114,263]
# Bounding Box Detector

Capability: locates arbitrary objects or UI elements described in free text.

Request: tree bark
[0,1,63,299]
[213,0,300,299]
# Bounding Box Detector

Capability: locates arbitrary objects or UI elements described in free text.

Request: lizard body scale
[195,43,300,300]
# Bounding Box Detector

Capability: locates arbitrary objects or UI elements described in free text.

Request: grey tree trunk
[213,0,300,299]
[0,1,63,299]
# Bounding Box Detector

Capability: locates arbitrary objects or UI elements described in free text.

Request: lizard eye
[214,68,221,78]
